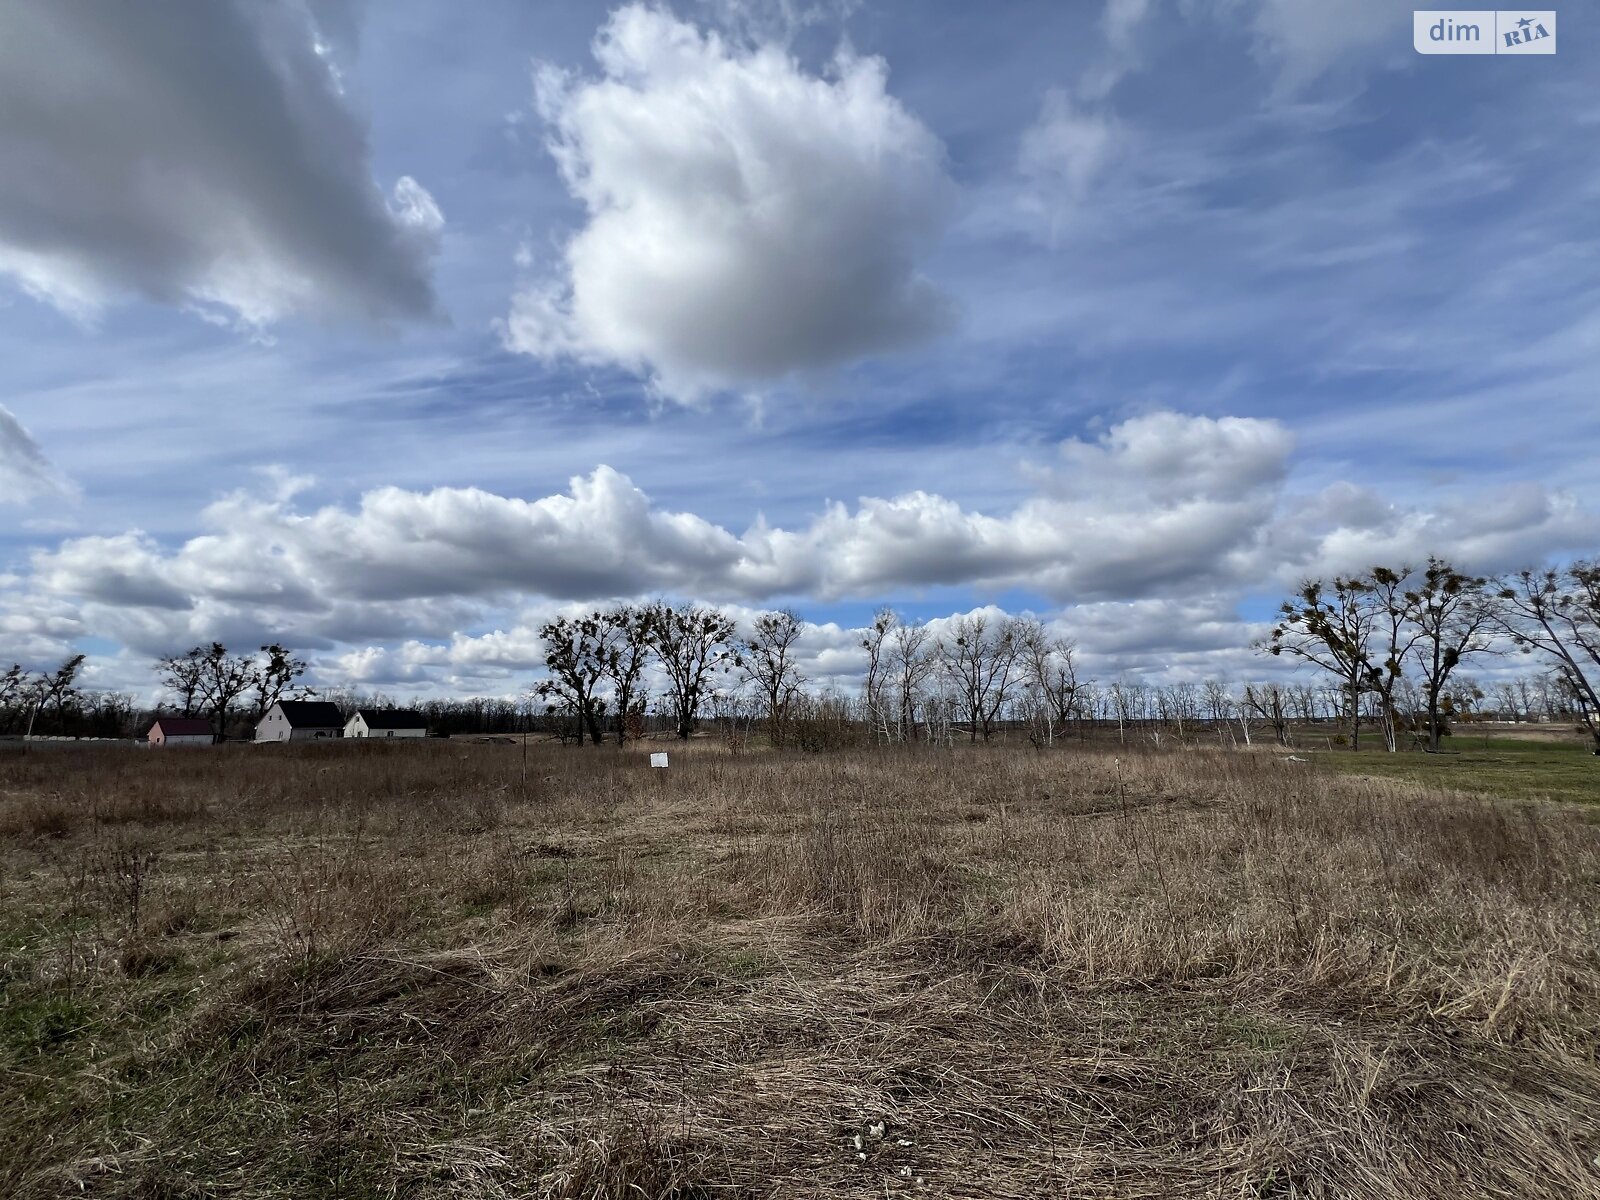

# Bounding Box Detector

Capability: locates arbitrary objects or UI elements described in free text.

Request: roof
[354,708,428,730]
[270,700,345,728]
[151,717,213,737]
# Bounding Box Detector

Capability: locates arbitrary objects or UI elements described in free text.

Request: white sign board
[650,752,669,768]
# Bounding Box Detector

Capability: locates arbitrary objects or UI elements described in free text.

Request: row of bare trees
[535,603,747,744]
[534,611,739,742]
[11,556,1595,752]
[535,604,1085,748]
[858,610,1081,745]
[154,643,310,739]
[536,559,1598,753]
[0,655,112,737]
[1267,557,1600,753]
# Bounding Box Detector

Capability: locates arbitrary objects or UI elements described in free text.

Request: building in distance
[147,717,214,747]
[344,709,429,739]
[256,700,346,743]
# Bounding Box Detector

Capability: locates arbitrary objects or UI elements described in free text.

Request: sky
[0,0,1595,700]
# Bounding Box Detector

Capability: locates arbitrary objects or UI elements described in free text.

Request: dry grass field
[2,740,1599,1199]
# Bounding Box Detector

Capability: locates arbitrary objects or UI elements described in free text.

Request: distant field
[2,741,1598,1199]
[1317,735,1600,806]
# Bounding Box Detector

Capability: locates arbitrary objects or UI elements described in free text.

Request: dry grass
[2,739,1598,1198]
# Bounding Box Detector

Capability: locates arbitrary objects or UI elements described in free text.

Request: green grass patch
[0,988,99,1070]
[1318,736,1599,805]
[719,948,771,980]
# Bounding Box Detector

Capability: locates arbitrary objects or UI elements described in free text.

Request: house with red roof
[147,717,214,747]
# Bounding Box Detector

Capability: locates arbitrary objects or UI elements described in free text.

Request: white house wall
[344,720,426,738]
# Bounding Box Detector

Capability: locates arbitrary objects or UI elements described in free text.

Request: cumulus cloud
[0,405,75,505]
[1045,412,1292,503]
[9,409,1596,692]
[1264,480,1597,581]
[0,0,441,326]
[18,411,1597,670]
[504,3,953,400]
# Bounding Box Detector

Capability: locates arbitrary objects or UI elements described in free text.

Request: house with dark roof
[147,717,214,747]
[255,700,345,743]
[344,709,428,739]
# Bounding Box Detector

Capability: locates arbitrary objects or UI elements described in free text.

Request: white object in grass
[650,752,669,768]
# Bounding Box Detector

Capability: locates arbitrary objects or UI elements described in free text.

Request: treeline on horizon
[2,557,1597,753]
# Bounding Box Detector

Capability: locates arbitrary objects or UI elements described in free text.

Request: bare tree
[1490,679,1528,723]
[1156,682,1200,744]
[1289,684,1321,725]
[599,604,653,745]
[937,613,1023,742]
[738,608,808,748]
[1534,672,1573,722]
[1075,681,1104,729]
[1494,562,1600,753]
[1241,682,1291,747]
[537,613,611,745]
[27,654,87,737]
[707,682,761,749]
[157,647,208,717]
[648,602,737,740]
[0,664,30,733]
[1265,577,1377,749]
[1202,679,1235,745]
[886,616,936,743]
[921,675,959,747]
[1404,558,1496,752]
[1018,621,1079,745]
[860,609,896,742]
[1364,565,1422,752]
[198,643,259,740]
[1515,676,1539,722]
[253,643,311,720]
[1108,679,1135,743]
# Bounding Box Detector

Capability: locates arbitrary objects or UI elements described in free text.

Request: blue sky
[0,0,1595,698]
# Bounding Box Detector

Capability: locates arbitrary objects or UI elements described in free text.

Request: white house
[147,717,213,747]
[344,709,428,739]
[256,700,345,743]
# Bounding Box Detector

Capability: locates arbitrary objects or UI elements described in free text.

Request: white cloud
[1264,480,1597,582]
[16,412,1596,676]
[1246,0,1409,92]
[0,0,441,326]
[503,4,954,401]
[8,399,1594,694]
[1079,0,1154,99]
[1019,89,1119,208]
[1045,411,1292,503]
[0,405,74,505]
[1103,0,1153,52]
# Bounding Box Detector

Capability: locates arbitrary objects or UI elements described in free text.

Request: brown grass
[1,739,1598,1198]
